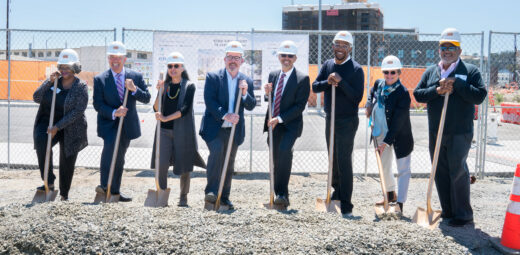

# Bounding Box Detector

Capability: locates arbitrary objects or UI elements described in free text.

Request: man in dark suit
[199,41,256,209]
[263,40,310,206]
[93,41,151,202]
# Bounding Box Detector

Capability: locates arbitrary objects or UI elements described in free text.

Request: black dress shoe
[178,194,188,207]
[274,195,289,206]
[113,193,132,202]
[220,198,234,210]
[95,185,107,194]
[448,218,474,227]
[205,192,217,203]
[37,184,55,191]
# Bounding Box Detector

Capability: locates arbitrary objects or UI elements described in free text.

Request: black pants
[35,125,78,198]
[326,115,359,213]
[205,128,238,199]
[429,132,473,221]
[269,125,298,197]
[100,129,131,195]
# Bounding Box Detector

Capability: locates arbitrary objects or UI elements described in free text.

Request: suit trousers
[429,132,473,221]
[205,128,238,199]
[35,125,78,198]
[100,129,131,194]
[157,128,190,194]
[326,115,359,213]
[270,125,298,197]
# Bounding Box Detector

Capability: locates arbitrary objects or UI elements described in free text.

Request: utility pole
[6,0,10,60]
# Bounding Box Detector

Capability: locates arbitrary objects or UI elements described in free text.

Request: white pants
[376,136,411,203]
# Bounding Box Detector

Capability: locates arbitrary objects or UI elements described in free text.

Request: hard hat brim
[381,67,401,71]
[277,51,296,55]
[439,40,460,47]
[106,52,127,56]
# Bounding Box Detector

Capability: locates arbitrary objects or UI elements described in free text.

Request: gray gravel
[0,168,511,254]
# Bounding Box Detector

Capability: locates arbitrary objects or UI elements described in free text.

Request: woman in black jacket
[151,52,206,207]
[366,55,413,212]
[33,49,88,201]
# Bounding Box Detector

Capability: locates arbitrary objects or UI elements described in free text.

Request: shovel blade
[262,203,288,211]
[413,207,442,229]
[144,188,171,207]
[204,201,230,212]
[315,198,341,213]
[374,204,402,219]
[32,190,58,204]
[93,192,119,204]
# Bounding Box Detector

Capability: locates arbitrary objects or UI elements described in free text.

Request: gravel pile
[0,168,511,254]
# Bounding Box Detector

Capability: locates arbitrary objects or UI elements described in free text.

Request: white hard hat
[57,49,79,65]
[439,28,461,47]
[333,31,353,45]
[107,41,127,56]
[225,41,244,55]
[277,40,297,55]
[381,55,402,71]
[166,52,185,64]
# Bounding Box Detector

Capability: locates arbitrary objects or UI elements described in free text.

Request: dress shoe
[114,193,132,202]
[274,195,289,206]
[375,191,397,205]
[37,184,55,191]
[178,194,188,207]
[342,212,353,218]
[220,198,234,210]
[397,202,403,212]
[95,185,106,194]
[60,195,68,201]
[448,218,474,227]
[205,192,217,203]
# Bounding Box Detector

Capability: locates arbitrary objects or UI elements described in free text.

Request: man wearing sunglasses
[263,41,310,207]
[312,31,365,216]
[199,41,256,209]
[93,41,151,202]
[414,28,487,227]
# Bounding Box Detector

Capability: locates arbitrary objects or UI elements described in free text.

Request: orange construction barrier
[492,164,520,253]
[501,103,520,125]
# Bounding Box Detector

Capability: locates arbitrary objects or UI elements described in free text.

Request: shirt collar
[438,58,460,72]
[337,55,351,65]
[226,70,238,82]
[111,67,125,78]
[280,67,294,78]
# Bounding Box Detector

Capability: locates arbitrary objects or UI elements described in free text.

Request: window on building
[14,52,19,55]
[55,51,60,57]
[411,50,417,59]
[137,53,147,59]
[361,25,369,30]
[426,49,434,59]
[126,52,132,58]
[378,49,384,59]
[398,50,404,58]
[38,52,44,57]
[22,52,27,57]
[46,51,52,57]
[361,17,368,23]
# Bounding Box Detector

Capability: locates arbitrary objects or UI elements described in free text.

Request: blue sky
[1,0,518,34]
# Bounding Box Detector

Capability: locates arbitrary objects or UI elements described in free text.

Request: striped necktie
[115,73,124,102]
[273,73,286,117]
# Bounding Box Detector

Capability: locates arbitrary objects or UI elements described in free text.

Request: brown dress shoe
[375,191,397,205]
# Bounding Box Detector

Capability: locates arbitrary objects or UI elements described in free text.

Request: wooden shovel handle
[326,86,335,204]
[43,78,59,193]
[155,72,164,191]
[267,90,275,206]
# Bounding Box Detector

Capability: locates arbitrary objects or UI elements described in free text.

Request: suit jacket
[263,69,310,138]
[366,79,413,158]
[33,77,89,157]
[93,69,151,140]
[199,68,256,146]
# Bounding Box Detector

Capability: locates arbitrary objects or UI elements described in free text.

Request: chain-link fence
[1,28,518,177]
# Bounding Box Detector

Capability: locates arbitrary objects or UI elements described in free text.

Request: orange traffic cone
[491,164,520,254]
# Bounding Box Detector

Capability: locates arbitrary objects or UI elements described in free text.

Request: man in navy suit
[263,41,310,206]
[93,41,151,202]
[199,41,256,209]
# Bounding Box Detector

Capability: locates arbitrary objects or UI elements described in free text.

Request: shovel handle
[43,77,59,193]
[267,90,275,206]
[155,72,164,191]
[106,87,130,201]
[426,93,450,212]
[325,86,336,204]
[373,135,389,210]
[215,83,243,210]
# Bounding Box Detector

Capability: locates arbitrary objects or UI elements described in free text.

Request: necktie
[115,73,124,102]
[273,73,286,117]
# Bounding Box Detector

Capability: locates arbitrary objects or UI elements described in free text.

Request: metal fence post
[7,29,11,170]
[476,31,485,179]
[113,28,117,41]
[250,28,254,172]
[364,33,371,177]
[121,27,125,43]
[481,31,493,179]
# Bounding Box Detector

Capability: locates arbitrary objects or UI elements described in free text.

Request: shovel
[145,72,171,207]
[412,91,450,229]
[205,81,244,211]
[94,80,131,204]
[316,86,341,213]
[262,86,287,210]
[32,76,59,203]
[373,134,401,218]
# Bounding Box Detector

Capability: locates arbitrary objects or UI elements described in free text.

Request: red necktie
[273,73,285,117]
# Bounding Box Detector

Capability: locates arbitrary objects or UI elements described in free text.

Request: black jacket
[366,79,414,158]
[414,61,487,135]
[263,69,310,138]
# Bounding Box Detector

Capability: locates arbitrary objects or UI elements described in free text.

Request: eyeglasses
[58,65,71,71]
[333,44,350,49]
[440,46,458,52]
[167,64,181,69]
[383,71,397,75]
[280,54,295,58]
[225,55,242,61]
